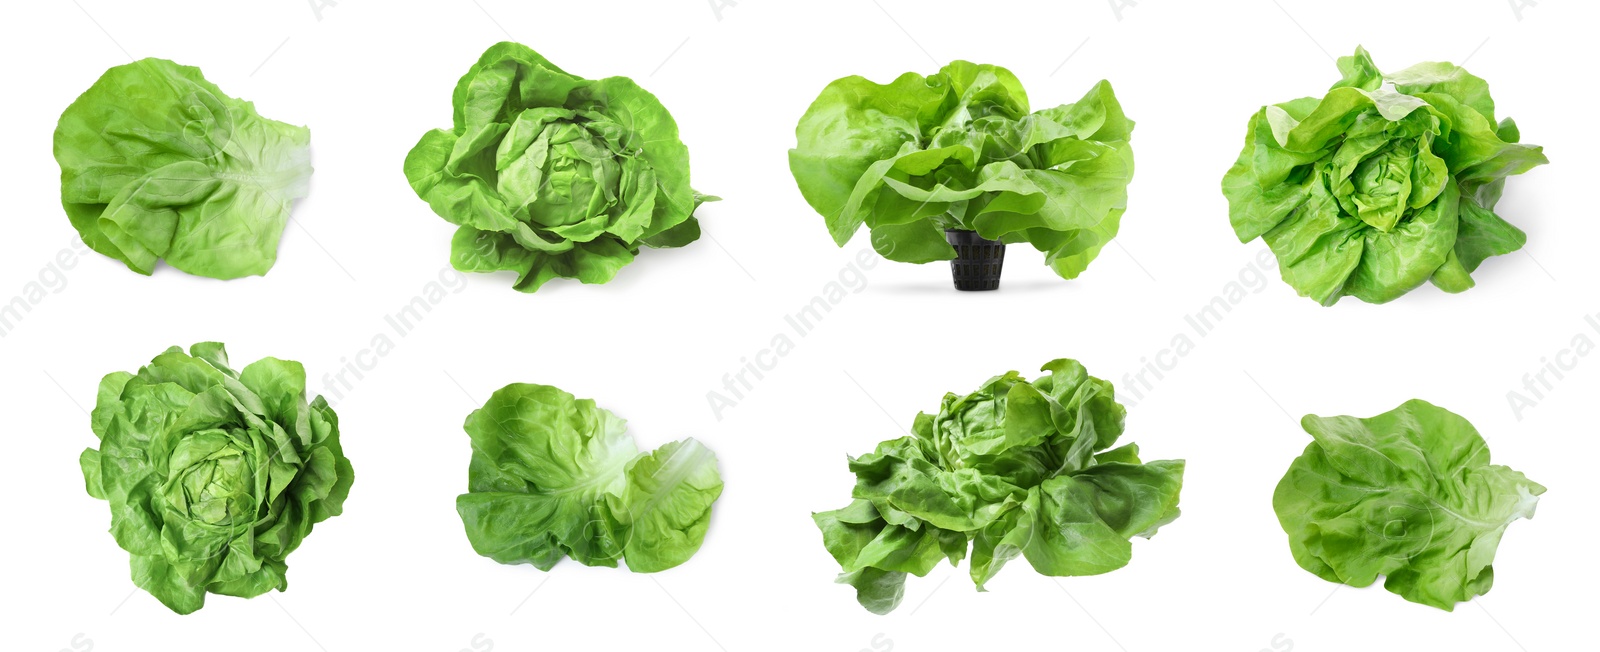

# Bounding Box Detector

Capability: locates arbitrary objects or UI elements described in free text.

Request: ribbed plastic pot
[944,229,1006,291]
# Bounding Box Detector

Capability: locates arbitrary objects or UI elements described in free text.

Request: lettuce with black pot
[790,62,1134,280]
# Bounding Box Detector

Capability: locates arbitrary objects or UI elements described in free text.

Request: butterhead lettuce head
[79,343,353,614]
[405,42,715,293]
[815,360,1183,614]
[1223,47,1547,305]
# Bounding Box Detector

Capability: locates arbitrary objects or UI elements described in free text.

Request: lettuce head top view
[789,62,1135,282]
[1223,47,1547,305]
[1274,399,1543,610]
[54,58,313,279]
[79,343,354,614]
[405,42,716,293]
[815,359,1184,614]
[456,383,723,573]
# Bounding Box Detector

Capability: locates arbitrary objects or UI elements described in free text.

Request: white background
[3,1,1595,650]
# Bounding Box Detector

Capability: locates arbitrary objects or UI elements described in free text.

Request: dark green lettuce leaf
[1273,399,1544,610]
[814,360,1183,614]
[1222,47,1547,305]
[405,42,715,293]
[79,343,353,614]
[789,62,1135,280]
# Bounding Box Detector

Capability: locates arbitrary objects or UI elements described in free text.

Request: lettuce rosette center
[1328,111,1446,233]
[164,430,257,528]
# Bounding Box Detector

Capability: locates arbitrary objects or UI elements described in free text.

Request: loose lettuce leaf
[406,42,715,293]
[1222,47,1547,305]
[609,439,725,573]
[80,344,353,614]
[456,383,722,572]
[1273,399,1544,610]
[790,63,1134,280]
[815,359,1183,614]
[55,59,312,279]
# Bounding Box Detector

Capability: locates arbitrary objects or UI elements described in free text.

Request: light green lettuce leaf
[55,59,312,279]
[1273,399,1544,610]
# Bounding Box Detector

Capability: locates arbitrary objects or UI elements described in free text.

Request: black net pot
[944,229,1006,291]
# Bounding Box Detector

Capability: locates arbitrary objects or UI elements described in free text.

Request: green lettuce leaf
[456,383,722,572]
[815,359,1183,614]
[406,42,715,293]
[1222,47,1547,305]
[80,344,353,614]
[54,59,312,279]
[1273,399,1544,610]
[789,62,1134,280]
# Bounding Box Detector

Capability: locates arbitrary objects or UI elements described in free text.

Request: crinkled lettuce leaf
[789,62,1135,279]
[1222,47,1547,305]
[1273,399,1544,610]
[456,383,722,572]
[55,59,313,279]
[815,359,1183,614]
